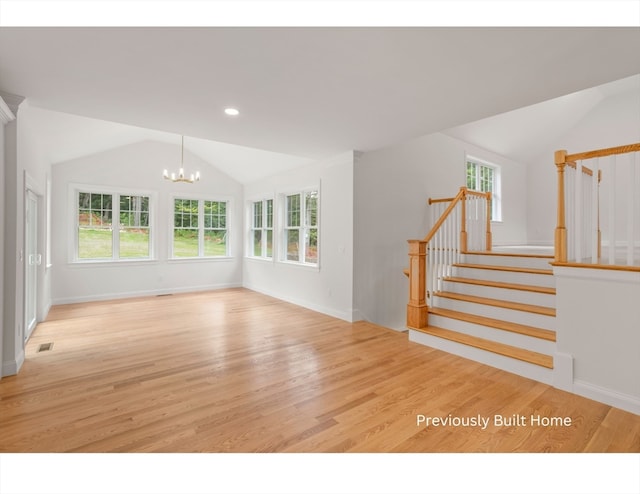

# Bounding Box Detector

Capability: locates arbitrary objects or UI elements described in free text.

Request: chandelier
[163,136,201,183]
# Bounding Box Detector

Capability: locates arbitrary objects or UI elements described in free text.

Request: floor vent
[38,342,53,352]
[156,293,173,297]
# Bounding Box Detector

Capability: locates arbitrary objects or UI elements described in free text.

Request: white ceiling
[444,74,640,164]
[0,27,639,182]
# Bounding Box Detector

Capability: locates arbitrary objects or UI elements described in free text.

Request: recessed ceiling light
[224,108,239,116]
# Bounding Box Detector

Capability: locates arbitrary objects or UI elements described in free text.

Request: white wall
[353,132,528,330]
[51,140,243,303]
[18,103,53,322]
[554,267,640,414]
[526,89,640,245]
[242,152,354,321]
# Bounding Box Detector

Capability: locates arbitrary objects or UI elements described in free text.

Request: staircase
[409,250,556,384]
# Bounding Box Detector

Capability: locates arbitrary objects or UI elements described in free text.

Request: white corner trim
[0,91,25,116]
[1,349,25,377]
[0,96,16,124]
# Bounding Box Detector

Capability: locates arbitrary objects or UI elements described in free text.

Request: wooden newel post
[407,239,428,330]
[555,150,568,263]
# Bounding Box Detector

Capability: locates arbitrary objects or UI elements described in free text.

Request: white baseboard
[2,349,25,377]
[572,380,640,416]
[351,309,365,322]
[243,282,354,322]
[52,283,243,306]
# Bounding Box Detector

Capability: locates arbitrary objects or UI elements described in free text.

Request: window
[466,157,501,221]
[283,190,318,265]
[251,199,273,258]
[173,198,228,258]
[77,190,151,261]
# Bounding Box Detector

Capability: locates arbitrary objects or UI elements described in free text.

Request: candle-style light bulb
[195,171,200,181]
[163,169,169,179]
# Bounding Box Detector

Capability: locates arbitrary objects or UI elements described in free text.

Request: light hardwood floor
[0,288,638,453]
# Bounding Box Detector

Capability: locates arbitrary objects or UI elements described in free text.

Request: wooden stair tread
[465,250,554,260]
[413,325,554,368]
[453,263,553,275]
[429,307,556,341]
[435,291,556,317]
[443,276,556,295]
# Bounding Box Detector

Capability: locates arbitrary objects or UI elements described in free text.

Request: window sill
[246,256,275,263]
[277,260,320,272]
[168,256,234,263]
[69,258,157,267]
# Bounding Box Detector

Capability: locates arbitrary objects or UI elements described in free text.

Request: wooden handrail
[428,197,455,205]
[423,187,466,243]
[566,143,640,162]
[465,189,490,198]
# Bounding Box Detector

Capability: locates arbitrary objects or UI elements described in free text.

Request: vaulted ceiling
[0,27,639,181]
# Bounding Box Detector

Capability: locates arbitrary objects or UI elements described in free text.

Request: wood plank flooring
[0,288,638,452]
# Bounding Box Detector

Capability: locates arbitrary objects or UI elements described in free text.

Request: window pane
[173,229,199,257]
[120,195,149,228]
[286,229,299,261]
[253,201,263,228]
[466,162,477,190]
[78,192,112,259]
[120,228,150,258]
[78,228,112,258]
[204,230,226,257]
[253,230,262,257]
[287,194,300,227]
[266,230,273,258]
[266,199,273,228]
[305,191,318,227]
[305,228,318,264]
[480,165,493,193]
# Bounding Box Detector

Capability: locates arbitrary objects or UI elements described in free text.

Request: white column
[628,153,636,266]
[591,159,599,263]
[0,91,24,378]
[0,96,15,378]
[608,156,616,265]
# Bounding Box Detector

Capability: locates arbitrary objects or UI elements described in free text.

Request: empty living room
[1,2,639,494]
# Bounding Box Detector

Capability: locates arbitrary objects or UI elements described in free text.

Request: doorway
[25,188,40,341]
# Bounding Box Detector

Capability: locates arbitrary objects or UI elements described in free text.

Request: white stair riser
[453,266,555,288]
[409,330,554,385]
[433,296,556,331]
[429,313,555,355]
[462,253,553,270]
[441,280,555,308]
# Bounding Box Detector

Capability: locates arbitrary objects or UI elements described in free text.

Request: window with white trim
[173,198,228,258]
[283,190,318,265]
[251,198,273,258]
[76,190,151,260]
[466,157,501,221]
